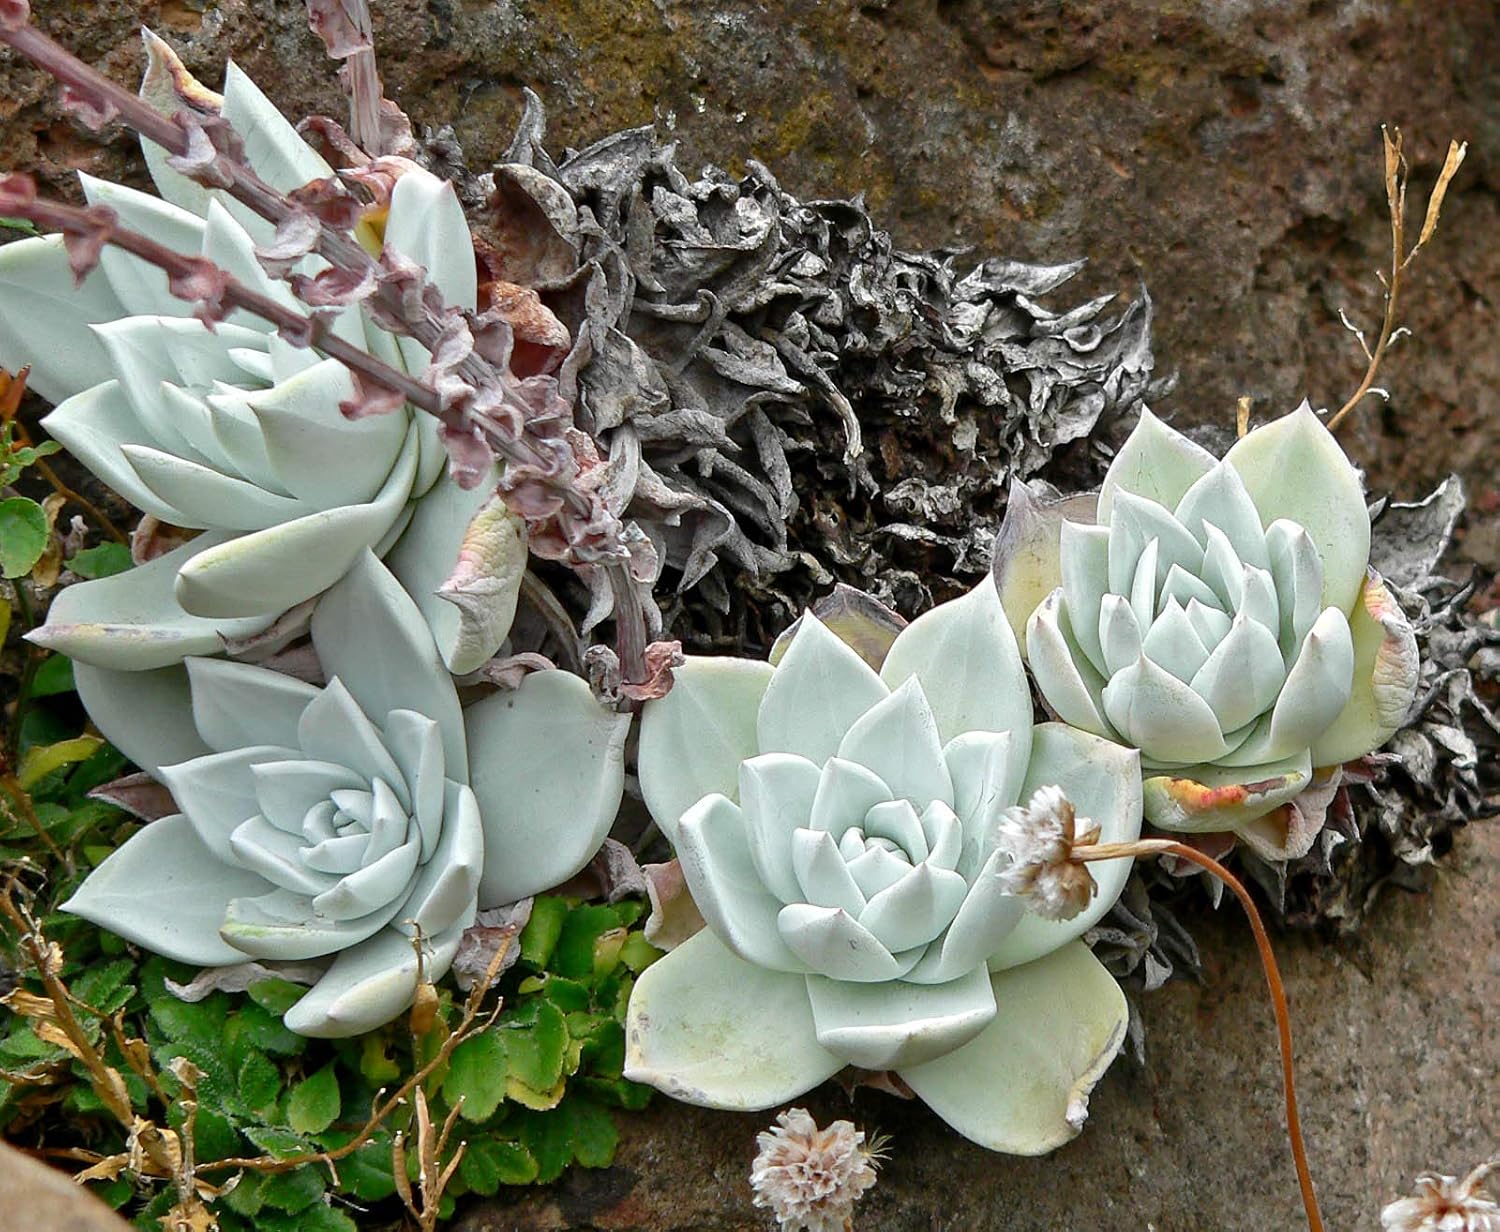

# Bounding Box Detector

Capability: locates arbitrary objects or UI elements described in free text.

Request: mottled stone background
[2,1,1497,1228]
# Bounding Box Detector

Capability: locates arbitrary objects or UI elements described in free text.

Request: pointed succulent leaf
[900,941,1128,1155]
[1309,570,1419,767]
[71,660,210,777]
[1101,655,1228,765]
[623,929,842,1110]
[1097,407,1216,526]
[1026,592,1114,739]
[639,656,773,842]
[805,963,996,1070]
[283,927,463,1039]
[834,678,953,809]
[463,669,629,906]
[991,477,1097,651]
[987,725,1142,970]
[1224,403,1371,613]
[758,613,890,767]
[878,576,1031,745]
[61,814,267,966]
[1141,751,1312,834]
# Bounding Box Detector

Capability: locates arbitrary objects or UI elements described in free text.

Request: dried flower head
[1382,1163,1500,1232]
[995,785,1101,922]
[750,1108,880,1232]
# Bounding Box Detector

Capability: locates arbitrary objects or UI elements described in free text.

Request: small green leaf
[16,735,103,790]
[519,896,569,968]
[443,1029,508,1123]
[243,1125,314,1159]
[67,542,132,579]
[517,1108,573,1184]
[226,999,305,1059]
[257,1166,326,1214]
[552,905,621,980]
[504,1000,569,1091]
[358,1033,400,1085]
[237,1051,281,1117]
[326,1135,397,1202]
[620,930,663,973]
[286,1064,341,1135]
[460,1137,538,1192]
[27,653,74,698]
[0,496,48,578]
[244,978,307,1017]
[564,1097,619,1168]
[257,1203,358,1232]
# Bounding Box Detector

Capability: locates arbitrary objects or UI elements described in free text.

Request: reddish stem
[1075,838,1324,1232]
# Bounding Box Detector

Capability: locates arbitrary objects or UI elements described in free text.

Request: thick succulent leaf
[79,174,204,318]
[673,794,807,972]
[399,781,485,934]
[1101,654,1228,765]
[138,30,223,212]
[900,941,1128,1155]
[122,443,305,531]
[1106,490,1204,598]
[993,483,1100,653]
[1171,460,1269,570]
[1096,407,1216,526]
[298,678,407,798]
[1058,521,1111,673]
[464,669,629,906]
[758,613,890,766]
[834,678,954,809]
[384,170,480,377]
[1309,571,1420,767]
[184,657,318,753]
[878,575,1032,745]
[220,61,334,195]
[1224,404,1370,613]
[904,848,1024,984]
[157,745,297,861]
[61,813,266,966]
[988,725,1142,970]
[1189,613,1285,733]
[385,468,526,674]
[220,885,408,961]
[71,661,210,776]
[284,926,463,1038]
[808,757,894,837]
[251,759,365,834]
[1256,606,1355,762]
[1142,751,1312,834]
[312,551,467,776]
[857,862,969,954]
[638,656,773,842]
[943,730,1029,871]
[623,929,842,1110]
[250,359,406,508]
[1139,598,1210,685]
[805,963,996,1070]
[40,383,186,522]
[1097,592,1144,678]
[0,235,126,404]
[777,903,917,982]
[28,532,275,670]
[173,424,419,618]
[1265,519,1324,661]
[790,829,867,916]
[738,753,822,904]
[1026,592,1114,739]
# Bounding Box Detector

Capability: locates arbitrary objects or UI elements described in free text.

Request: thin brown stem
[0,775,68,867]
[1073,838,1324,1232]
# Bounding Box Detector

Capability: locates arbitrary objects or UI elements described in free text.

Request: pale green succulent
[995,405,1420,859]
[0,45,524,673]
[62,552,630,1037]
[626,578,1143,1155]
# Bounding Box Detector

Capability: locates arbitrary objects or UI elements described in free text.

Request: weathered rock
[0,1141,132,1232]
[458,821,1500,1231]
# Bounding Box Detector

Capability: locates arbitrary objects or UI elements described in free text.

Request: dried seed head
[1381,1164,1500,1232]
[994,784,1101,922]
[749,1108,880,1232]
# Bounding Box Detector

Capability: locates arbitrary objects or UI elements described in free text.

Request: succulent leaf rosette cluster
[995,406,1420,857]
[625,578,1143,1154]
[64,554,630,1037]
[0,42,525,674]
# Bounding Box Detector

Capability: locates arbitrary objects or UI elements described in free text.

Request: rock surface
[459,821,1500,1231]
[0,1141,131,1232]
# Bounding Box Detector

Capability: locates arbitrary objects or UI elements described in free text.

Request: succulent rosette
[62,552,630,1037]
[994,405,1420,859]
[0,39,525,673]
[625,578,1143,1155]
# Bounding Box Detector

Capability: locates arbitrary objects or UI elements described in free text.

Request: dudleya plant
[61,552,630,1036]
[625,577,1143,1154]
[995,405,1420,859]
[0,36,525,673]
